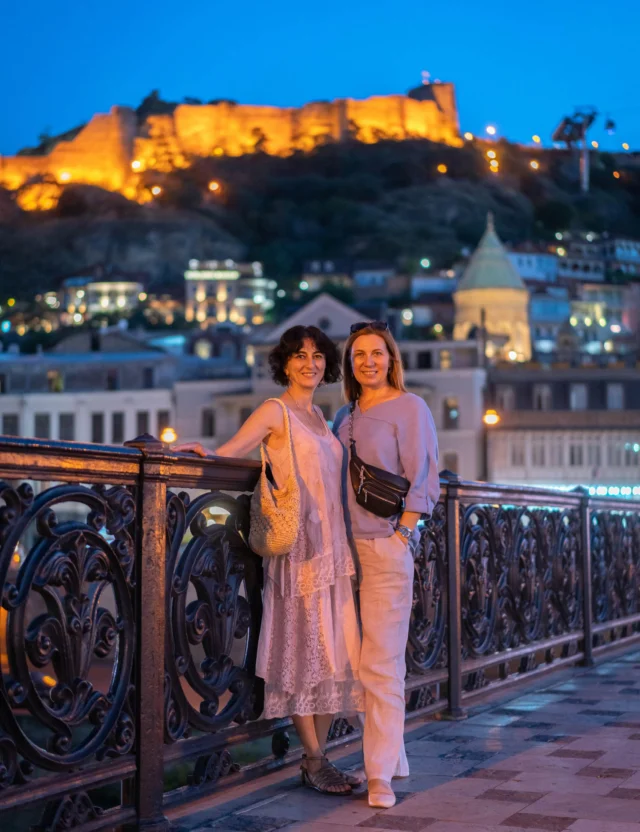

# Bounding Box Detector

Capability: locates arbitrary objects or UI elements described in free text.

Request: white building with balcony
[184,260,275,327]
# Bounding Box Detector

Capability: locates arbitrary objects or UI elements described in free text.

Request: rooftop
[457,213,527,292]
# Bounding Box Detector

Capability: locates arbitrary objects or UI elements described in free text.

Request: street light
[481,409,500,481]
[160,427,177,444]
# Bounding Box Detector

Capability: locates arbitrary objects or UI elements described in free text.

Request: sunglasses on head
[350,321,389,334]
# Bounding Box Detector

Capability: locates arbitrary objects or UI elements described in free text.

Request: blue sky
[2,0,639,155]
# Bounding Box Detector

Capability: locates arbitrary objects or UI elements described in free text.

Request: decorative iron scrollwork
[407,505,447,674]
[32,790,103,831]
[164,490,263,741]
[591,510,640,626]
[326,717,356,742]
[271,729,290,758]
[0,482,135,774]
[188,750,238,788]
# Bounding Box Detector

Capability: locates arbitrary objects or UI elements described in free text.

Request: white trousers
[355,535,413,782]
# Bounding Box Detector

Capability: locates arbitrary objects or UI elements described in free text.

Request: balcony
[0,436,639,830]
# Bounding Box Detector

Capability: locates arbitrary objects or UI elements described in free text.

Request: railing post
[577,487,594,667]
[444,472,465,719]
[125,434,171,831]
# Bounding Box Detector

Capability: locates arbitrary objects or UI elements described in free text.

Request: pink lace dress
[256,405,365,718]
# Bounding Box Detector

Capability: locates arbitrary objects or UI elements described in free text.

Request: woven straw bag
[248,398,301,557]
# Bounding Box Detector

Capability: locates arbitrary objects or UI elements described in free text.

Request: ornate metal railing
[0,437,639,831]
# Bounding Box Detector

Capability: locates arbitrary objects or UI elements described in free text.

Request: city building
[184,259,275,327]
[602,235,640,278]
[529,287,571,354]
[300,260,353,294]
[508,247,559,285]
[453,213,531,361]
[487,364,640,496]
[555,232,605,283]
[46,266,147,325]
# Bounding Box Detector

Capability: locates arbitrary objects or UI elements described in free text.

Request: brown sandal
[300,755,352,795]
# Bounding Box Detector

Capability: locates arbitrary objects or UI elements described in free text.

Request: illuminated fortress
[0,82,461,204]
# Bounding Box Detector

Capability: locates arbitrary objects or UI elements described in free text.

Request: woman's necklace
[285,391,324,433]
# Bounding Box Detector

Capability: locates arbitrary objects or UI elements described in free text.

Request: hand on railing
[172,442,215,457]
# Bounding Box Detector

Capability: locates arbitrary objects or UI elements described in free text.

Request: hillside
[1,138,639,297]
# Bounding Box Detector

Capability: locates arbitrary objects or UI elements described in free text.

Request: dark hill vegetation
[1,137,639,298]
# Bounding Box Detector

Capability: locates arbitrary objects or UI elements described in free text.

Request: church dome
[457,214,526,292]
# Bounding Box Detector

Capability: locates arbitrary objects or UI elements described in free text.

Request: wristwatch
[396,524,412,540]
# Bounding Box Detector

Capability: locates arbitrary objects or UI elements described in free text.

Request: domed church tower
[453,213,531,361]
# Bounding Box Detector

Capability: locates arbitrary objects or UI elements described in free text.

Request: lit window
[510,437,525,467]
[443,397,459,430]
[533,384,552,411]
[439,350,452,370]
[496,385,515,412]
[532,437,546,467]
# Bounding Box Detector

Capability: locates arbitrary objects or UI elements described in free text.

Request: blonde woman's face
[351,334,391,391]
[285,338,326,390]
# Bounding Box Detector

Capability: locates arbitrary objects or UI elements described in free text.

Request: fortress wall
[174,103,295,156]
[404,96,462,145]
[0,156,49,190]
[345,95,409,141]
[293,101,344,149]
[47,108,136,190]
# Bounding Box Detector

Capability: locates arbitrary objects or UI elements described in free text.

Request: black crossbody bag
[348,402,410,518]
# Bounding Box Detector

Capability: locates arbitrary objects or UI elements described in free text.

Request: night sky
[2,0,640,155]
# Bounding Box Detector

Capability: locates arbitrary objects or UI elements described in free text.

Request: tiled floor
[172,650,640,832]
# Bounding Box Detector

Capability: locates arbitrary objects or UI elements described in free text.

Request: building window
[417,351,432,370]
[443,397,459,430]
[202,408,216,438]
[0,375,6,394]
[91,413,104,444]
[569,383,588,411]
[112,412,125,444]
[606,383,624,410]
[533,384,552,411]
[442,452,458,473]
[607,440,622,467]
[47,370,64,392]
[531,436,545,467]
[439,350,452,370]
[569,442,583,466]
[194,339,212,360]
[59,413,75,441]
[587,442,601,469]
[549,437,563,467]
[239,407,252,427]
[2,414,19,436]
[510,437,525,467]
[142,367,155,389]
[106,370,119,391]
[157,410,170,434]
[136,411,149,435]
[496,385,515,412]
[34,413,50,439]
[624,443,639,467]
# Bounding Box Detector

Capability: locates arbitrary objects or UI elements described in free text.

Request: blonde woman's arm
[173,400,286,459]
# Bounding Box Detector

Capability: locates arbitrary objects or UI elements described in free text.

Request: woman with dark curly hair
[174,325,364,795]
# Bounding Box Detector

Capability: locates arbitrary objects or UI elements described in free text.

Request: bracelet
[396,524,412,540]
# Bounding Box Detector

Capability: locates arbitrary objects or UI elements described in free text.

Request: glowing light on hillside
[277,289,286,298]
[401,309,414,325]
[420,258,431,268]
[437,164,448,174]
[569,316,578,326]
[73,313,82,323]
[138,292,147,301]
[433,323,443,333]
[613,171,621,179]
[483,409,500,426]
[7,298,15,307]
[299,281,309,291]
[487,150,496,159]
[555,232,563,240]
[489,159,499,169]
[591,141,599,149]
[532,135,541,144]
[529,160,540,170]
[508,350,518,361]
[208,180,221,192]
[486,125,497,136]
[213,147,224,156]
[131,160,142,171]
[584,317,592,326]
[59,172,71,182]
[151,186,162,196]
[557,247,566,256]
[622,142,630,150]
[599,318,607,327]
[464,132,474,141]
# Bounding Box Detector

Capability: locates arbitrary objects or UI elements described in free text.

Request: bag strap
[261,397,296,476]
[348,401,358,455]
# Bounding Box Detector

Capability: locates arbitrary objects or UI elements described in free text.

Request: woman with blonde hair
[175,325,364,795]
[333,321,440,809]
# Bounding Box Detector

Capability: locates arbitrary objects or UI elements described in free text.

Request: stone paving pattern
[171,651,640,832]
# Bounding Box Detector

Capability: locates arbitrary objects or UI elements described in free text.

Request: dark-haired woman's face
[351,334,391,391]
[285,338,327,392]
